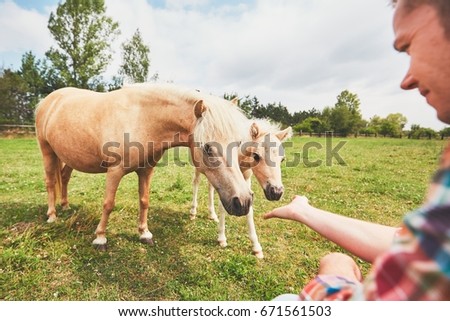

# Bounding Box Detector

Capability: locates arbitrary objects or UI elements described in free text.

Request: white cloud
[0,0,447,130]
[0,1,53,59]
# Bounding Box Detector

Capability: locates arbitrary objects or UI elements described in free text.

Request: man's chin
[436,109,450,125]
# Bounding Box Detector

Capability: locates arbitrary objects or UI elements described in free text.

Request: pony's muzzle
[222,194,253,216]
[264,184,284,201]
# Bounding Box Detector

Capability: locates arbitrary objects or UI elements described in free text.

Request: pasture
[0,136,446,300]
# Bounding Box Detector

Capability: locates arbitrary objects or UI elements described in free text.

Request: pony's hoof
[139,231,154,245]
[47,215,57,223]
[93,236,107,251]
[218,240,227,248]
[254,251,264,259]
[210,216,219,223]
[93,243,108,251]
[61,204,71,211]
[140,238,154,246]
[189,215,197,220]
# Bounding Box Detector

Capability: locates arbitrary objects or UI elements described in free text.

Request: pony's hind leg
[61,165,73,210]
[137,168,155,245]
[39,142,61,223]
[189,169,201,220]
[93,169,124,250]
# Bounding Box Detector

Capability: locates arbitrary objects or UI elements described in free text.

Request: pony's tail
[54,158,63,201]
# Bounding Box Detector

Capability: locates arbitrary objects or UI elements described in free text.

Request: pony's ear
[276,126,293,142]
[250,122,259,140]
[230,97,239,106]
[194,100,206,118]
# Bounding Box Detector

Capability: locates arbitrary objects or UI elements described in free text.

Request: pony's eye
[203,143,214,157]
[252,153,261,163]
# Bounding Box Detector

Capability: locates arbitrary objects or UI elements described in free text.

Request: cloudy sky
[0,0,446,130]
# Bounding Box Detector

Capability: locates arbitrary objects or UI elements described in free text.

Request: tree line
[227,90,450,139]
[0,0,153,125]
[1,0,448,139]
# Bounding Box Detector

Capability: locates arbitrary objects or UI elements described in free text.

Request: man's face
[393,1,450,124]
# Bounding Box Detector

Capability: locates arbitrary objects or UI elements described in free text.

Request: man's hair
[392,0,450,37]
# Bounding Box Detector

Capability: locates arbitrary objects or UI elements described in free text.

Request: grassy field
[0,136,446,300]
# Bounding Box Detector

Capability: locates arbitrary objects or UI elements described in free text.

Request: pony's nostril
[232,196,241,212]
[270,186,276,195]
[230,196,251,216]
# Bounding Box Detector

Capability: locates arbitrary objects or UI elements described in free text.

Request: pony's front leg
[61,165,73,210]
[189,169,201,220]
[137,168,155,245]
[207,182,219,222]
[243,175,263,258]
[93,170,123,250]
[217,201,227,248]
[246,205,263,259]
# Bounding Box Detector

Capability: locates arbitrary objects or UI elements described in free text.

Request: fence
[0,124,36,137]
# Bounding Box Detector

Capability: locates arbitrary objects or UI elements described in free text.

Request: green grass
[0,136,446,300]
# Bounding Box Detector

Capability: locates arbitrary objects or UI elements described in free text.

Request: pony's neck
[137,92,197,148]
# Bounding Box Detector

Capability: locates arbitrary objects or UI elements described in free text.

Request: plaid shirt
[300,144,450,301]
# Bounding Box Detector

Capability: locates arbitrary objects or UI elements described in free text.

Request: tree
[119,29,157,84]
[379,119,397,137]
[17,52,47,109]
[386,113,407,137]
[408,124,421,138]
[378,113,407,137]
[365,115,383,137]
[0,68,32,123]
[46,0,120,89]
[291,108,321,127]
[409,124,438,139]
[263,102,292,126]
[329,90,363,136]
[235,95,253,118]
[320,106,332,132]
[440,127,450,139]
[293,117,322,135]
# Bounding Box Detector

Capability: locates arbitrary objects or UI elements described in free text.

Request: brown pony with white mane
[35,83,253,249]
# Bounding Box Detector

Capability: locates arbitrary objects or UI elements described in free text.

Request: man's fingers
[263,212,274,220]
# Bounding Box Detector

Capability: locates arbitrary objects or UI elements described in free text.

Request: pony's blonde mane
[124,83,278,144]
[193,94,251,144]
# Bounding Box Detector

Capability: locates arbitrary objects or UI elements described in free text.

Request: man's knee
[320,252,353,266]
[319,252,362,282]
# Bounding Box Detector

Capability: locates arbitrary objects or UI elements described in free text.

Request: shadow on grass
[1,201,249,300]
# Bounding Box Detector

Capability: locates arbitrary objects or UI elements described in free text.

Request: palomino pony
[190,118,292,258]
[35,83,253,249]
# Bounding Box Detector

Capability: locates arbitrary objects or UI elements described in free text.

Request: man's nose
[400,71,417,90]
